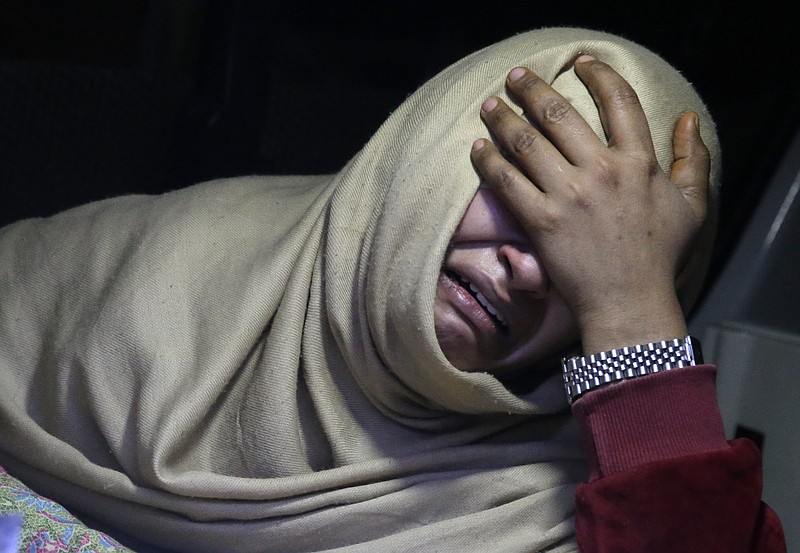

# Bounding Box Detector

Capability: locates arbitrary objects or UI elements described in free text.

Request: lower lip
[439,271,502,337]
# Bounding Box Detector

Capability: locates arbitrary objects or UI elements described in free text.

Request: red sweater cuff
[571,364,730,480]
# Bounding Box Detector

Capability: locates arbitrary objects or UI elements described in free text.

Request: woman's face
[435,188,578,373]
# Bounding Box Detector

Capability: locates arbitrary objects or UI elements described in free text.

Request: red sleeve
[571,365,787,553]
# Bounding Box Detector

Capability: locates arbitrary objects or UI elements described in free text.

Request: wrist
[577,289,687,355]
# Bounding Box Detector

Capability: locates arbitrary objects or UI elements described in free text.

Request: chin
[437,335,530,373]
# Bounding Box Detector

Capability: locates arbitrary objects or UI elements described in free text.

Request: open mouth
[444,270,507,330]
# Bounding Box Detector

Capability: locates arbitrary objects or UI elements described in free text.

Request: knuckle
[563,181,592,210]
[684,186,707,209]
[539,203,562,231]
[512,130,538,155]
[694,140,711,164]
[608,85,640,109]
[495,166,518,191]
[542,98,571,124]
[591,156,616,183]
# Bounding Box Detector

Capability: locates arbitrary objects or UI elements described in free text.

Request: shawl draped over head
[0,28,719,552]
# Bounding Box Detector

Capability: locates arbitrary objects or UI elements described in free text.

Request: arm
[470,57,786,551]
[572,367,786,553]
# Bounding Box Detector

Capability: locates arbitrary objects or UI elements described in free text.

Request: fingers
[502,67,604,167]
[478,95,569,191]
[573,55,656,157]
[470,138,549,231]
[481,60,662,186]
[477,59,704,225]
[670,112,710,220]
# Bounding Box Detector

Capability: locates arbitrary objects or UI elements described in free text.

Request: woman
[0,27,784,552]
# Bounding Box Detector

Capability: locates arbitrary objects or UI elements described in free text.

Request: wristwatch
[561,335,703,404]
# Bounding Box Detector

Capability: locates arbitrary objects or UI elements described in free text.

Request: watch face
[686,336,703,365]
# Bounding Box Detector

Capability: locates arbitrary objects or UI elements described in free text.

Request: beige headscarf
[0,28,719,552]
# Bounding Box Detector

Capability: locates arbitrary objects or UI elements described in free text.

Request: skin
[435,186,578,373]
[436,55,710,370]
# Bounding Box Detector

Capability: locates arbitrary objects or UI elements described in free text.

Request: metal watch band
[561,335,703,404]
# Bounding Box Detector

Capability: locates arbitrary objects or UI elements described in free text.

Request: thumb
[670,112,710,221]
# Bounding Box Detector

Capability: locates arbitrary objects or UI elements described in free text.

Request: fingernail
[508,67,526,81]
[472,139,486,151]
[575,54,595,64]
[481,97,498,112]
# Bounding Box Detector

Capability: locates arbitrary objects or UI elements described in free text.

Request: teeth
[469,282,506,326]
[476,292,491,311]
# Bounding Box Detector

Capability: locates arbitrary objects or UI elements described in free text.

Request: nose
[497,243,549,299]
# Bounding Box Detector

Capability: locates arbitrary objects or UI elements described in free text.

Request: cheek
[500,297,579,371]
[533,299,580,355]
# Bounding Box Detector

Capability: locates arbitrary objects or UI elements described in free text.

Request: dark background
[1,0,798,303]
